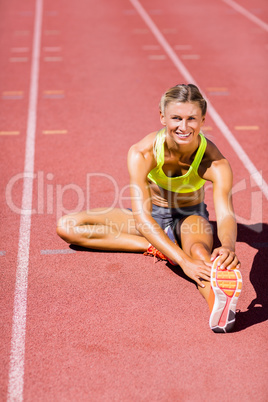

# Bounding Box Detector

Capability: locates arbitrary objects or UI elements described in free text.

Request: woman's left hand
[210,247,241,270]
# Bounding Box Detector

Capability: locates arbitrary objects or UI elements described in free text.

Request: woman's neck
[165,132,200,160]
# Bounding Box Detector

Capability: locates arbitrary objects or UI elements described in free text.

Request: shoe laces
[144,245,168,263]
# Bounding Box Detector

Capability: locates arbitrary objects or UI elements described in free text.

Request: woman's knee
[189,241,211,260]
[178,216,213,257]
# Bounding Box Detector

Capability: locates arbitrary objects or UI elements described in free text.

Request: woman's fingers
[195,263,212,286]
[210,249,219,262]
[196,273,210,287]
[211,248,240,270]
[219,254,240,270]
[195,276,206,288]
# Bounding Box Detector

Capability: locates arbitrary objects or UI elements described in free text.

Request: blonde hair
[159,84,207,116]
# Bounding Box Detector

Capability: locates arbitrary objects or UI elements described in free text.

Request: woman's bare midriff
[149,181,205,209]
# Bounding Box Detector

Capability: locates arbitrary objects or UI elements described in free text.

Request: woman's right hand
[180,256,212,287]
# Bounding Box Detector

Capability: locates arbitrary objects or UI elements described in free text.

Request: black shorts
[151,202,209,243]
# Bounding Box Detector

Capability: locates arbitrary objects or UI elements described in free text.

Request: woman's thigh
[58,208,141,236]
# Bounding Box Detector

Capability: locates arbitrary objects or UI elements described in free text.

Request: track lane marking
[148,55,166,60]
[235,126,259,130]
[162,28,177,34]
[41,249,76,255]
[43,90,65,99]
[43,46,61,52]
[129,0,268,200]
[9,57,29,62]
[44,30,60,35]
[221,0,268,32]
[45,11,58,17]
[43,130,67,134]
[142,45,160,50]
[207,87,228,91]
[43,90,64,93]
[7,0,43,401]
[2,91,24,95]
[44,56,62,62]
[181,54,200,60]
[0,131,20,135]
[11,47,30,53]
[2,91,24,100]
[14,31,30,36]
[174,45,192,50]
[132,28,149,34]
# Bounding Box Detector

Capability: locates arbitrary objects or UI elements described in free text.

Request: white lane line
[7,0,43,401]
[129,0,268,200]
[221,0,268,32]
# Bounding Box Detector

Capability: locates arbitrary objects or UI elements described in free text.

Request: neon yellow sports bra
[147,129,207,193]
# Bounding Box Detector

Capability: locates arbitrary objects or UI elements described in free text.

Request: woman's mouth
[176,132,191,138]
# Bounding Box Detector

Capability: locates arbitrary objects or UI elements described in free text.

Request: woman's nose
[179,119,187,131]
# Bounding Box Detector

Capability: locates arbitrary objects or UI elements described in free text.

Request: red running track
[0,0,268,400]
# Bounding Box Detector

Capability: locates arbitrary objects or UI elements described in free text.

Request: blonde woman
[57,84,242,332]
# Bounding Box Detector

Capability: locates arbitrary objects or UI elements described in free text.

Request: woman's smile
[175,131,192,138]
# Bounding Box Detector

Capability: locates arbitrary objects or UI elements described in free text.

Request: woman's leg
[57,208,149,252]
[177,215,214,307]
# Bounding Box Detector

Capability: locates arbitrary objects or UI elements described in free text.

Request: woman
[57,84,242,333]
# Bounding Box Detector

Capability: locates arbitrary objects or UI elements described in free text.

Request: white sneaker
[209,256,243,333]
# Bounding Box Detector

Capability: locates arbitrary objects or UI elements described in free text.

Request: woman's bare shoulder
[129,131,157,157]
[205,137,226,160]
[201,137,232,181]
[128,131,158,176]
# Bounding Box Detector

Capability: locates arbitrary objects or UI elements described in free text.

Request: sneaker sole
[209,256,242,333]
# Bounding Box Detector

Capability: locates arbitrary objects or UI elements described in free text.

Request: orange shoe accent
[144,245,167,262]
[225,290,235,297]
[144,245,176,265]
[237,271,242,279]
[208,287,215,313]
[209,256,242,333]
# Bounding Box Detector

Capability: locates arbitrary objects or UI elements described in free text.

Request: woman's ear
[160,110,166,126]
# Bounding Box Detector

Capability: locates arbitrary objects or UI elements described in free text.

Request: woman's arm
[209,158,240,270]
[127,143,212,287]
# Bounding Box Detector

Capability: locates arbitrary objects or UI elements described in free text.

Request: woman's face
[160,101,205,145]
